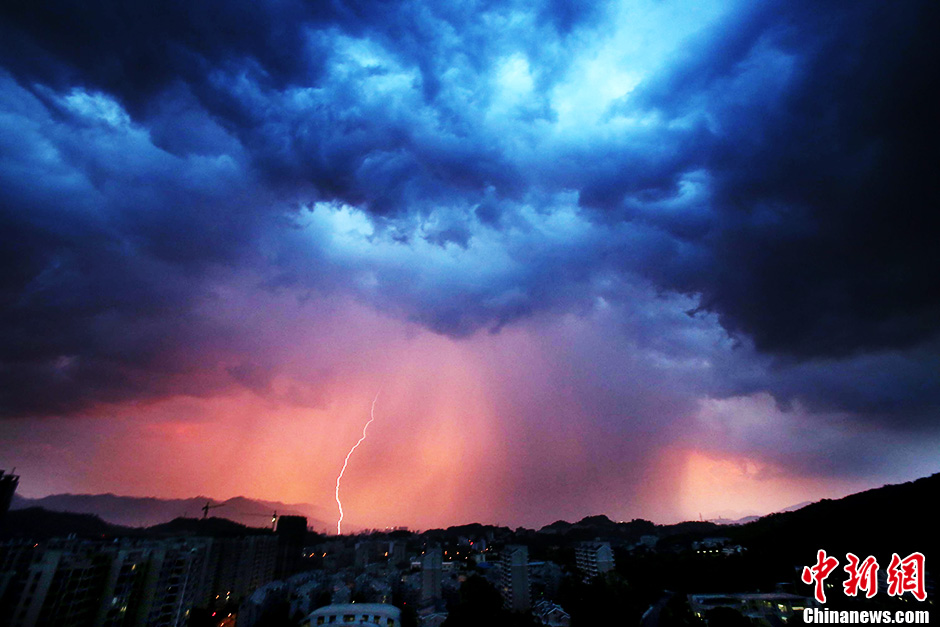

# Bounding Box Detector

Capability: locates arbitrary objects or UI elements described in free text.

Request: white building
[533,600,571,627]
[305,603,401,626]
[500,545,530,612]
[575,541,614,581]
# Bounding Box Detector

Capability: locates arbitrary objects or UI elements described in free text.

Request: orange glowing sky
[3,297,925,530]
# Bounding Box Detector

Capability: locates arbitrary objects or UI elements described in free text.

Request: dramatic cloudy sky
[1,0,938,530]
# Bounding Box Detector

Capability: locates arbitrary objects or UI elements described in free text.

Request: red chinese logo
[802,550,927,603]
[843,553,879,598]
[802,549,840,603]
[886,552,926,602]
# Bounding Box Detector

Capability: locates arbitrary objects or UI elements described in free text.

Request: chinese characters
[801,550,927,603]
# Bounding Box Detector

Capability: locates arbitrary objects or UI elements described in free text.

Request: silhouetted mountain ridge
[727,472,939,558]
[530,473,938,553]
[7,472,936,551]
[0,507,128,539]
[147,516,271,537]
[0,508,280,541]
[11,493,337,531]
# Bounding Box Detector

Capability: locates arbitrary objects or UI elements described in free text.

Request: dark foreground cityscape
[1,469,935,627]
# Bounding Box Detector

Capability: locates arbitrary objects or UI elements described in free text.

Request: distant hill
[709,516,760,525]
[0,507,129,539]
[780,500,813,513]
[537,515,716,543]
[709,502,812,525]
[0,508,278,541]
[728,472,940,559]
[147,516,271,537]
[9,473,937,550]
[529,473,939,557]
[11,493,338,532]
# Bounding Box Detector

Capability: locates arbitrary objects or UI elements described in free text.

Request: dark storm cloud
[0,0,937,426]
[0,76,265,416]
[0,0,328,112]
[0,0,587,209]
[625,1,940,358]
[731,347,940,426]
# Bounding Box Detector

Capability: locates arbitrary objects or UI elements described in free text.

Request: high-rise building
[387,541,407,566]
[354,542,372,569]
[420,547,442,604]
[95,545,153,627]
[133,539,211,627]
[8,542,110,627]
[499,545,530,612]
[203,535,277,605]
[275,515,307,580]
[575,541,614,581]
[0,470,18,520]
[0,537,211,627]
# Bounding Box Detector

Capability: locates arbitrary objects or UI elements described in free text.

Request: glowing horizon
[1,0,938,531]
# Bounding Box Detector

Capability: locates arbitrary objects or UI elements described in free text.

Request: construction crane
[201,501,226,519]
[221,510,277,531]
[233,510,278,530]
[200,502,278,530]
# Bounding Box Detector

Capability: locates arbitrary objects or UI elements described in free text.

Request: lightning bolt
[335,392,379,535]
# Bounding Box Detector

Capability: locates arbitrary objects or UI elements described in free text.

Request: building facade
[499,545,530,612]
[420,547,442,604]
[575,542,614,581]
[306,603,401,626]
[0,537,211,627]
[0,470,18,520]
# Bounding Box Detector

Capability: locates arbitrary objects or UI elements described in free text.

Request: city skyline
[1,0,938,531]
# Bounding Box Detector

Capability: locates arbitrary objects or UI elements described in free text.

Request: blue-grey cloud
[0,0,937,436]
